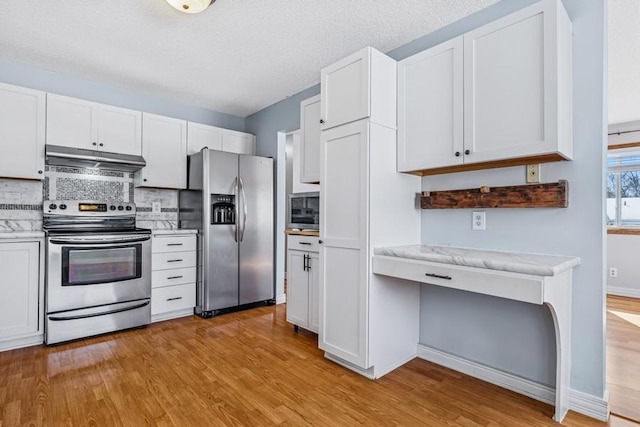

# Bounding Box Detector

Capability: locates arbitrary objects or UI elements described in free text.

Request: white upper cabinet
[0,83,46,180]
[397,37,464,172]
[187,122,222,154]
[46,93,142,156]
[300,95,321,183]
[136,113,187,189]
[187,122,255,156]
[464,0,572,164]
[320,47,396,131]
[221,130,255,155]
[398,0,572,174]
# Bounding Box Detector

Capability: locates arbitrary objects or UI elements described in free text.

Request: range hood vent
[45,145,146,173]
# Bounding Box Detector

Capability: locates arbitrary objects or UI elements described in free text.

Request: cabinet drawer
[152,251,196,270]
[288,235,319,252]
[152,283,196,315]
[152,235,196,253]
[372,255,544,305]
[152,266,196,289]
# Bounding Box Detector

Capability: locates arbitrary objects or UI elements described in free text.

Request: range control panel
[43,200,136,216]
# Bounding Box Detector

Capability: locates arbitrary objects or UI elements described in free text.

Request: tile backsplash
[0,166,179,231]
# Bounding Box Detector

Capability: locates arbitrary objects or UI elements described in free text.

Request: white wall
[607,234,640,298]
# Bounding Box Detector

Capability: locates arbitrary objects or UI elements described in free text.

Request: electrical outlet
[526,164,541,183]
[609,267,618,278]
[152,202,161,214]
[472,211,486,230]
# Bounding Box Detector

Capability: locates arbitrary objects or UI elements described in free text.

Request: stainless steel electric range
[43,200,152,345]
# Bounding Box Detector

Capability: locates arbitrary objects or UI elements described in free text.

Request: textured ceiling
[609,0,640,124]
[0,0,499,118]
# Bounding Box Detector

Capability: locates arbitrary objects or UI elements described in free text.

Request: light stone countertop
[0,231,45,240]
[152,229,198,235]
[374,245,580,277]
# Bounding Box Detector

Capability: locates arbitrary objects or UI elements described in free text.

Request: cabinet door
[137,113,187,189]
[46,93,94,150]
[300,95,321,183]
[463,0,566,163]
[222,130,255,155]
[95,104,142,155]
[292,131,320,194]
[398,37,464,172]
[319,119,369,368]
[187,122,223,155]
[0,241,40,340]
[286,250,309,329]
[321,48,371,130]
[0,83,45,179]
[308,252,320,334]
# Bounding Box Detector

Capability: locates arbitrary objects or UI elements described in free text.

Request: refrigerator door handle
[233,176,239,243]
[239,176,247,242]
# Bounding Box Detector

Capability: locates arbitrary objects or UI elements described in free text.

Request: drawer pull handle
[167,259,183,263]
[167,297,183,301]
[167,243,184,246]
[425,272,452,280]
[299,242,312,245]
[167,275,184,280]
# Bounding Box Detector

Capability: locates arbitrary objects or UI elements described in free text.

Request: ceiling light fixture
[166,0,213,14]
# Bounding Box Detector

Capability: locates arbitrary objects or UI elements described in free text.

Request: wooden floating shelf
[421,180,568,209]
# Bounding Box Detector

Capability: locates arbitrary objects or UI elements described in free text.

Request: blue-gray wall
[246,0,607,399]
[0,59,245,131]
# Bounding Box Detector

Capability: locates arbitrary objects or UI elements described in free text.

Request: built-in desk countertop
[372,244,580,423]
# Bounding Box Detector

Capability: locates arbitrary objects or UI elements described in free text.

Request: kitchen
[0,0,613,425]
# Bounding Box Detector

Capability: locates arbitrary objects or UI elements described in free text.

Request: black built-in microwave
[288,192,319,230]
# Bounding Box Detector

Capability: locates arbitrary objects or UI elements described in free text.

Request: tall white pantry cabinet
[319,47,421,378]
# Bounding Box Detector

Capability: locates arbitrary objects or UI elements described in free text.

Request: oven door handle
[48,300,150,321]
[49,236,151,245]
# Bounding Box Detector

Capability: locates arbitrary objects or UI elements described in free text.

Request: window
[607,149,640,226]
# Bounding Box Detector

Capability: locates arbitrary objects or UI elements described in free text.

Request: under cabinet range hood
[45,145,146,172]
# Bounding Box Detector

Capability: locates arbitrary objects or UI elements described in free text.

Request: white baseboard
[0,333,44,352]
[276,293,286,304]
[607,286,640,298]
[151,308,193,323]
[569,388,610,421]
[417,344,609,421]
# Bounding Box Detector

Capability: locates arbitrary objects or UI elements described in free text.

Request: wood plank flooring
[607,295,640,422]
[0,303,632,426]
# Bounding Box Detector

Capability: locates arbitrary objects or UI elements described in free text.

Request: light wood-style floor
[607,295,640,422]
[0,303,635,426]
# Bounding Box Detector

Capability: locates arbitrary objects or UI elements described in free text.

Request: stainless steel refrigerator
[179,149,274,317]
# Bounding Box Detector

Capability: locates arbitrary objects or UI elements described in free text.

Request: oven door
[46,233,151,313]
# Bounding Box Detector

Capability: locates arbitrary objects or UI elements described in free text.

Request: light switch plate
[152,202,161,214]
[526,164,541,183]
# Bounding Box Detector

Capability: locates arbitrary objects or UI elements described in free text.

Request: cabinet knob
[464,149,471,155]
[99,143,104,147]
[143,178,147,182]
[319,240,323,244]
[92,142,97,146]
[38,170,43,174]
[320,119,325,124]
[455,151,460,157]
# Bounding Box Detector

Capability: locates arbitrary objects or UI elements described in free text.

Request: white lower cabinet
[0,239,44,351]
[286,235,319,333]
[151,233,197,322]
